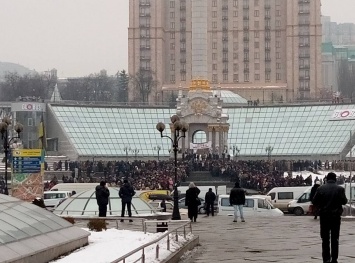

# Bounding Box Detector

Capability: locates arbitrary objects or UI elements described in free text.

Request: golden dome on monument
[189,78,210,91]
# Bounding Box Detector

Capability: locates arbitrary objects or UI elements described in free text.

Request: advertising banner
[11,149,44,202]
[190,141,212,152]
[330,109,355,121]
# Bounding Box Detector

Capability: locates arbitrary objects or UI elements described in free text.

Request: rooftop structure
[53,187,156,216]
[46,101,355,160]
[0,194,89,262]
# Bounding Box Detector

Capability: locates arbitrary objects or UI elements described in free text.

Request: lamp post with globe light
[123,145,131,161]
[156,115,188,220]
[154,145,161,161]
[0,117,24,195]
[265,145,274,161]
[230,145,240,160]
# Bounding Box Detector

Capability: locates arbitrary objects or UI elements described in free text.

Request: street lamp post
[0,117,24,195]
[154,145,161,161]
[265,145,274,161]
[230,145,240,160]
[123,146,131,161]
[131,148,139,159]
[156,115,188,220]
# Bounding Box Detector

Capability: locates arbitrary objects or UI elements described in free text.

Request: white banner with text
[330,109,355,121]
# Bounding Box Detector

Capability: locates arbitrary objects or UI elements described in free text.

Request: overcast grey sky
[0,0,352,77]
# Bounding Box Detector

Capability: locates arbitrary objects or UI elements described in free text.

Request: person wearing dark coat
[229,181,246,222]
[185,182,201,222]
[309,180,321,219]
[313,172,348,263]
[119,179,135,222]
[204,188,216,216]
[95,181,110,217]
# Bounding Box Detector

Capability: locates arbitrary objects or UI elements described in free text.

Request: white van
[288,183,355,216]
[266,186,310,212]
[43,191,72,208]
[217,194,283,217]
[287,188,312,216]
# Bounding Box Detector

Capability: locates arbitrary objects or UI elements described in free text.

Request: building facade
[322,16,355,45]
[128,0,322,103]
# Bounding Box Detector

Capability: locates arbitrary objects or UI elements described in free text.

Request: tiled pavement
[179,215,355,263]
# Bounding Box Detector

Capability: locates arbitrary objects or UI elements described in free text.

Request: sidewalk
[180,215,355,263]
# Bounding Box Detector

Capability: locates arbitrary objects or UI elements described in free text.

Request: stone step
[181,181,233,187]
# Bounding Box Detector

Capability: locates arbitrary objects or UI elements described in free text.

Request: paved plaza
[180,215,355,263]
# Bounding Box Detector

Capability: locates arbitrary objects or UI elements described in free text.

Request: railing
[111,220,192,263]
[58,208,162,218]
[48,100,172,107]
[59,215,147,230]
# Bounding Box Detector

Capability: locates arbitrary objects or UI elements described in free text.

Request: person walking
[185,182,200,222]
[229,181,246,222]
[313,172,348,263]
[95,181,110,217]
[309,180,321,219]
[204,188,216,216]
[119,179,135,222]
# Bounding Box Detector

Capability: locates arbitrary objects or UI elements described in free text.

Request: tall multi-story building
[128,0,322,103]
[322,16,355,45]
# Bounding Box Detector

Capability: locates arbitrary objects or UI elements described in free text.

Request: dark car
[178,197,213,214]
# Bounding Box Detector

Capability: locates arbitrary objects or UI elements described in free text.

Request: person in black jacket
[204,188,216,216]
[229,181,246,222]
[313,172,348,263]
[95,181,110,217]
[119,179,136,222]
[185,182,201,222]
[309,180,321,219]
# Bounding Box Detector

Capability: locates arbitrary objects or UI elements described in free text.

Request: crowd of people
[43,154,355,193]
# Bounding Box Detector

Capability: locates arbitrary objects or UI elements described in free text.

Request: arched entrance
[192,130,207,144]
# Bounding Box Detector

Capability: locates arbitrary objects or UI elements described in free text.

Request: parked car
[178,197,206,214]
[218,195,284,217]
[43,191,72,209]
[148,200,174,213]
[178,197,218,214]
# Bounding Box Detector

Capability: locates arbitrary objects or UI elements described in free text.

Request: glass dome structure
[215,90,248,105]
[53,187,155,216]
[0,194,89,262]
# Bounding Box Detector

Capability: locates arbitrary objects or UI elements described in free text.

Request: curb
[161,236,200,263]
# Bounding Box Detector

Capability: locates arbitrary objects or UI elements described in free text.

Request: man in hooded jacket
[229,181,246,222]
[95,181,110,217]
[119,179,136,222]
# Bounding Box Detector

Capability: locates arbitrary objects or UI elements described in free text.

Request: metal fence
[60,216,193,263]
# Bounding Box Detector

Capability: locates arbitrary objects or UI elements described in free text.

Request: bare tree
[0,72,51,101]
[130,69,157,103]
[61,70,115,102]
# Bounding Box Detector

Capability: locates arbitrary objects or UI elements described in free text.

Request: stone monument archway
[174,79,229,155]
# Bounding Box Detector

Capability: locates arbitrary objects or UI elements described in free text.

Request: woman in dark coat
[185,182,200,222]
[309,180,321,219]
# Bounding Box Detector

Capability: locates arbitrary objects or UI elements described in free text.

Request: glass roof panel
[51,104,355,157]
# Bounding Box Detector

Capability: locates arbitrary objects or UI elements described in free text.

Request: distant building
[322,16,355,45]
[322,42,355,95]
[128,0,322,103]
